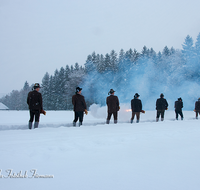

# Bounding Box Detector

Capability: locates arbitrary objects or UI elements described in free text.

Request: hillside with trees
[1,33,200,110]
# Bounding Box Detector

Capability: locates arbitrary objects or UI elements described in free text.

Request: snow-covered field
[1,105,200,190]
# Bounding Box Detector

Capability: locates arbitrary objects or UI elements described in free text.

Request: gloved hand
[141,110,145,113]
[166,108,168,110]
[119,106,120,110]
[41,109,46,115]
[84,109,88,115]
[194,109,196,112]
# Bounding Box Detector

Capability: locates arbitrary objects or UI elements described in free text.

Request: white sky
[1,0,200,96]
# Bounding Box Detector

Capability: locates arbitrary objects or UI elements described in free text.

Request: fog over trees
[1,33,200,110]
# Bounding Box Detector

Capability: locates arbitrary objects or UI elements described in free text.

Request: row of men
[105,89,200,123]
[27,83,200,129]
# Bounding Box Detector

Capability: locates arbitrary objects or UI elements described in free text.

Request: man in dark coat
[174,97,183,120]
[156,93,168,121]
[27,83,45,129]
[72,87,87,126]
[106,89,120,124]
[131,93,142,123]
[195,98,200,119]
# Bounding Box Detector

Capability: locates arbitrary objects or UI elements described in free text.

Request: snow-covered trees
[40,64,85,110]
[1,33,200,110]
[0,81,32,110]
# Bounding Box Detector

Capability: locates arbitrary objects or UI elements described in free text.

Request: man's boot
[114,120,117,124]
[29,122,32,129]
[130,120,133,123]
[136,120,139,123]
[79,122,82,127]
[34,122,39,128]
[106,120,109,124]
[73,121,76,126]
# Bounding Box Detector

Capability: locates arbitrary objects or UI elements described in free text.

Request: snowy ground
[0,105,200,190]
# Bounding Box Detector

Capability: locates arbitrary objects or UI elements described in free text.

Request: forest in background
[1,33,200,110]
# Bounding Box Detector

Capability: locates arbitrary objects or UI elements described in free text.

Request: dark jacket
[156,97,168,110]
[27,90,43,110]
[72,94,87,112]
[175,100,183,111]
[195,100,200,111]
[131,98,142,112]
[106,95,119,113]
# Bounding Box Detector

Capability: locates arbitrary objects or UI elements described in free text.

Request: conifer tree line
[1,63,85,110]
[1,33,200,110]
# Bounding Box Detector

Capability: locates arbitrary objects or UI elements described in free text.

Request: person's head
[134,93,140,99]
[160,93,164,98]
[108,89,115,95]
[33,83,41,91]
[76,87,82,94]
[178,97,182,101]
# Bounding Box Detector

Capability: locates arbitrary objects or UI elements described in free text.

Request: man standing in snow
[131,93,143,123]
[174,97,183,120]
[194,98,200,119]
[72,87,87,126]
[106,89,120,124]
[27,83,45,129]
[156,93,168,121]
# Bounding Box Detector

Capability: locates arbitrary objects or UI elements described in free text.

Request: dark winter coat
[72,94,87,112]
[195,100,200,111]
[156,97,168,110]
[106,95,119,113]
[131,98,142,112]
[174,100,183,111]
[27,90,43,110]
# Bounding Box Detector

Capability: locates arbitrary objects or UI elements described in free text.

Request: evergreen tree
[182,35,194,59]
[23,81,29,91]
[195,32,200,53]
[91,52,98,67]
[162,46,170,56]
[74,62,79,71]
[195,33,200,66]
[96,54,105,73]
[65,65,71,82]
[70,65,74,73]
[170,47,175,55]
[192,33,200,80]
[110,50,118,72]
[141,46,149,57]
[104,53,111,71]
[133,49,140,63]
[10,90,21,110]
[118,49,125,70]
[57,67,66,110]
[41,72,50,110]
[20,81,31,110]
[48,75,55,110]
[85,55,96,73]
[182,35,196,79]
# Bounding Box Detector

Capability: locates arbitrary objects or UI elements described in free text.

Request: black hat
[160,93,164,98]
[108,89,115,95]
[33,83,41,89]
[134,93,140,98]
[76,87,82,93]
